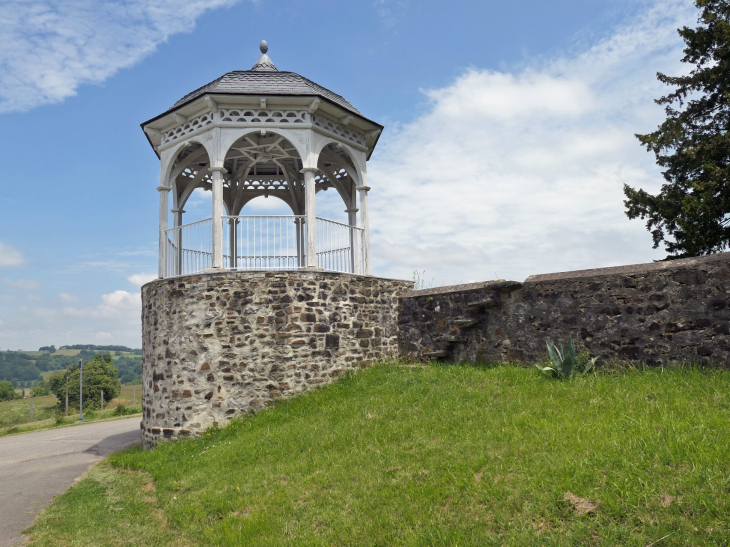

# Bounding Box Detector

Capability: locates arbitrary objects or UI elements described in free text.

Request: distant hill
[0,346,143,388]
[58,344,141,352]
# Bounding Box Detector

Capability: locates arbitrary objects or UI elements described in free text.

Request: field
[119,384,142,404]
[24,363,730,546]
[0,385,143,433]
[0,395,58,427]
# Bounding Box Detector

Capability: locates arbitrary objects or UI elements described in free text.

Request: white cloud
[0,0,245,113]
[58,292,80,302]
[368,0,696,285]
[97,290,141,320]
[118,248,156,257]
[2,278,43,291]
[72,290,141,320]
[60,290,140,322]
[127,273,157,286]
[372,0,408,31]
[0,288,142,350]
[0,241,24,266]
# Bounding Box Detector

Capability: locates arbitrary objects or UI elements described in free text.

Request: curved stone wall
[141,270,410,448]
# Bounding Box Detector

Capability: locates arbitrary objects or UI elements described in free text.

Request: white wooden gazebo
[141,41,383,278]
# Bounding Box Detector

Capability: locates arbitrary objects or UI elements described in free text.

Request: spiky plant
[536,338,597,378]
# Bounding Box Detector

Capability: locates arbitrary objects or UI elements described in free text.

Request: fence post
[79,359,83,421]
[65,377,69,416]
[30,401,33,423]
[101,390,104,410]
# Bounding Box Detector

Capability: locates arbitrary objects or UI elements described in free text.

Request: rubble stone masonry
[141,270,411,448]
[398,253,730,366]
[142,254,730,448]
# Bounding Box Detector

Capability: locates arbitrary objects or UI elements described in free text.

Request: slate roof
[168,70,362,116]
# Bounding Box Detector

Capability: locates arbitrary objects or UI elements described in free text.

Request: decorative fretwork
[312,114,366,148]
[220,109,307,124]
[240,178,290,191]
[161,109,367,151]
[162,113,214,145]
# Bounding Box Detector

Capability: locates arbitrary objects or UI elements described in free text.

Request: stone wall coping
[404,280,523,298]
[525,252,730,284]
[143,270,413,289]
[400,252,730,299]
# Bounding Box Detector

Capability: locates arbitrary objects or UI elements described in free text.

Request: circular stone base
[140,270,410,448]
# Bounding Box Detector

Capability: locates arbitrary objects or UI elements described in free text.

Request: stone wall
[398,253,730,366]
[141,270,411,448]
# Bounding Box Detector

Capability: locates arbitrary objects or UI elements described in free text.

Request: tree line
[0,350,142,388]
[0,354,123,407]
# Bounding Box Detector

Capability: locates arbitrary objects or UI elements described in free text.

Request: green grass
[0,384,143,436]
[25,363,730,546]
[53,349,82,356]
[119,384,142,403]
[0,395,58,427]
[0,408,143,437]
[25,464,190,547]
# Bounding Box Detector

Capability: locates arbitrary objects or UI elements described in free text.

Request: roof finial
[251,41,278,72]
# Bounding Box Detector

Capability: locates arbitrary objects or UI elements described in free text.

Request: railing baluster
[163,215,358,278]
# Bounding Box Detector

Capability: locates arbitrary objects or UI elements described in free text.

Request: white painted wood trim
[356,182,371,275]
[302,168,318,267]
[209,168,227,269]
[157,185,172,278]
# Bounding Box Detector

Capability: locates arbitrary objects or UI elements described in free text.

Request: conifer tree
[625,0,730,257]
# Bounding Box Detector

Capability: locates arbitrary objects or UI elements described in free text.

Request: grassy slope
[26,364,730,546]
[0,385,143,434]
[54,349,82,356]
[0,395,57,426]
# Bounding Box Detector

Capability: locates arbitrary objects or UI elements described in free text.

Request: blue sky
[0,0,697,349]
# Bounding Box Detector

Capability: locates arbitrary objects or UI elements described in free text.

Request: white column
[157,185,171,278]
[301,168,318,268]
[356,184,371,275]
[295,219,304,268]
[209,167,227,269]
[229,217,237,269]
[171,208,184,276]
[346,201,359,274]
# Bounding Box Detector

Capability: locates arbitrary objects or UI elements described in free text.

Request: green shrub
[31,380,49,397]
[0,380,19,401]
[54,408,66,424]
[113,404,128,416]
[49,355,121,410]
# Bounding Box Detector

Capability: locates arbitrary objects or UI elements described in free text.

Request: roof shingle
[169,71,361,115]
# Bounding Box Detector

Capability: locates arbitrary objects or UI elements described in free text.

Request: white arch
[238,194,296,215]
[312,137,366,186]
[160,137,215,188]
[220,127,308,165]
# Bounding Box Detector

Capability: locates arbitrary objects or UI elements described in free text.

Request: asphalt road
[0,417,142,547]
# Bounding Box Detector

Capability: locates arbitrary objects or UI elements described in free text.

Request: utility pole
[65,377,69,416]
[133,386,136,405]
[78,359,83,421]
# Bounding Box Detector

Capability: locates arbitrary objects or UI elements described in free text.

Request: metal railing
[223,215,304,271]
[164,216,364,277]
[316,217,364,274]
[165,218,212,277]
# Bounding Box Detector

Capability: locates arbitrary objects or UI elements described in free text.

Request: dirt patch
[564,491,598,516]
[659,493,675,507]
